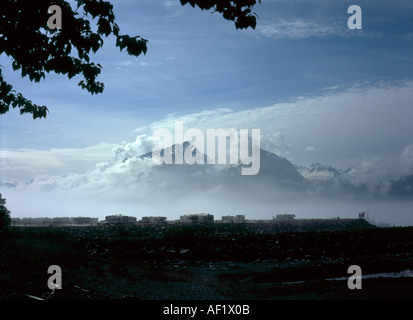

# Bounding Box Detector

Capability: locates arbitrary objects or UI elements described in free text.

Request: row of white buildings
[104,213,222,225]
[11,216,99,226]
[12,213,296,226]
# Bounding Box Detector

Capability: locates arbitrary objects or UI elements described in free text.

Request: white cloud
[359,156,382,178]
[256,18,376,39]
[162,0,180,8]
[261,132,292,160]
[397,143,413,176]
[111,134,160,162]
[117,60,135,67]
[257,19,341,39]
[305,146,316,152]
[0,143,116,181]
[2,79,413,209]
[136,79,413,169]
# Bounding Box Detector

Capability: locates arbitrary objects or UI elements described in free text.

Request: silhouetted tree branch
[0,0,260,119]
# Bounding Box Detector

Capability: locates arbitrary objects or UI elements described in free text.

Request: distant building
[14,217,53,226]
[105,214,137,224]
[275,214,296,221]
[71,217,99,225]
[222,216,232,223]
[52,217,72,225]
[141,216,167,224]
[12,217,99,226]
[222,215,245,223]
[180,213,214,224]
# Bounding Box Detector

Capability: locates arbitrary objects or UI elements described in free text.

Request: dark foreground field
[1,219,412,300]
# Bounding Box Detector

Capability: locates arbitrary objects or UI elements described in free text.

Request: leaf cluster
[181,0,261,29]
[0,0,259,119]
[0,0,147,118]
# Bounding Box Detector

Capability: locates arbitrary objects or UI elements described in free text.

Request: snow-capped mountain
[4,140,411,200]
[294,162,413,198]
[134,141,413,198]
[127,142,310,197]
[139,141,213,174]
[295,162,341,182]
[219,148,309,191]
[294,162,346,196]
[132,141,215,192]
[130,142,413,199]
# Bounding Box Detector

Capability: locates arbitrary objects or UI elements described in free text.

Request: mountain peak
[139,141,208,165]
[308,163,340,176]
[220,147,308,189]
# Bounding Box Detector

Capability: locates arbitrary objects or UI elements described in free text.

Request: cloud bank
[1,80,412,224]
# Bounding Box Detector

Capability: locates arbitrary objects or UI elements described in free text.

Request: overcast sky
[1,0,413,223]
